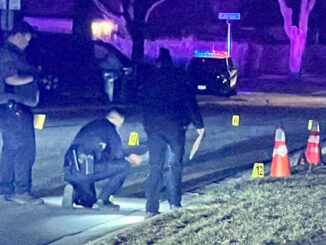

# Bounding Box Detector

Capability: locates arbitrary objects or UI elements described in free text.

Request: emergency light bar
[194,50,228,58]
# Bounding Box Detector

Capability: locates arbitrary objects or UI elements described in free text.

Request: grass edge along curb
[85,163,326,245]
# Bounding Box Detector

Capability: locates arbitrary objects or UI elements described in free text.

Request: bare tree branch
[299,0,316,35]
[278,0,293,38]
[93,0,129,36]
[93,0,123,17]
[145,0,168,23]
[278,0,316,74]
[121,0,133,23]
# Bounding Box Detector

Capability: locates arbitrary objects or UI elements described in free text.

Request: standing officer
[139,48,205,216]
[62,108,142,209]
[0,21,42,204]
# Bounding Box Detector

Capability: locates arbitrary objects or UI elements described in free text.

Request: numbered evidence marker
[128,132,139,145]
[308,120,313,130]
[109,195,114,203]
[33,114,46,130]
[252,163,264,178]
[232,115,240,126]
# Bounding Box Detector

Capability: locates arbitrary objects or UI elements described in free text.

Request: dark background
[21,0,326,44]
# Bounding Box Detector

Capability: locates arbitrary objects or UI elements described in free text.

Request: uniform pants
[0,103,35,195]
[64,157,130,208]
[145,127,185,213]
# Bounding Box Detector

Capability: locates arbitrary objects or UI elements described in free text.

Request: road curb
[197,92,326,108]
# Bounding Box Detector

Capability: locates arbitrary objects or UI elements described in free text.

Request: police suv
[187,50,238,97]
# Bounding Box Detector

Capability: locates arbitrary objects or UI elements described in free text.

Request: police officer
[0,21,42,204]
[62,108,142,209]
[139,48,205,216]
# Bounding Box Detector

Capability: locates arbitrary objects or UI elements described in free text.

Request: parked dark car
[24,33,136,106]
[187,51,238,97]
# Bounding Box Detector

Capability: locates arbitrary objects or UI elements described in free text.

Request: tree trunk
[278,0,316,78]
[129,2,148,63]
[73,0,93,40]
[131,29,145,63]
[289,27,305,75]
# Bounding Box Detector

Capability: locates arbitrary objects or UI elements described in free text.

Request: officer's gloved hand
[197,128,205,137]
[125,154,142,167]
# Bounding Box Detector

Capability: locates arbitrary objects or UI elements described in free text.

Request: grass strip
[88,165,326,245]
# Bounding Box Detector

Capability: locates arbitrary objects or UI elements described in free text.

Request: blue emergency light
[194,50,228,58]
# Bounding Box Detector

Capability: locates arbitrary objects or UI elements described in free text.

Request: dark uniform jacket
[65,118,125,167]
[139,65,204,132]
[0,41,39,107]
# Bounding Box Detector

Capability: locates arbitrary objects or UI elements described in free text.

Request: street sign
[0,0,21,10]
[218,13,241,20]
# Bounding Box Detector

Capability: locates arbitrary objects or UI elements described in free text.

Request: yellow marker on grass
[232,115,239,126]
[252,163,264,178]
[308,120,313,130]
[109,195,114,203]
[33,114,46,130]
[128,132,139,145]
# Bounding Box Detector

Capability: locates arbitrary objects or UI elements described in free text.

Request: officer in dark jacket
[62,108,142,209]
[139,48,205,216]
[0,21,42,204]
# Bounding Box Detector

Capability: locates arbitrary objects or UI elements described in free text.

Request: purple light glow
[23,17,73,34]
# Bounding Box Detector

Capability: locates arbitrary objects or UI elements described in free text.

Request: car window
[188,57,228,74]
[93,41,132,70]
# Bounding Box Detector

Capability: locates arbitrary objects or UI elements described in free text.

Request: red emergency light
[194,50,228,58]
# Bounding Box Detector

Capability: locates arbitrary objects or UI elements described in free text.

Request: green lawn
[88,165,326,245]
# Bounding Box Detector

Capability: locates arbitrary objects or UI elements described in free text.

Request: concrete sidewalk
[41,193,200,245]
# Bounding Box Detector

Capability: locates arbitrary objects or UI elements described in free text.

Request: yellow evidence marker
[232,115,240,126]
[109,195,114,203]
[128,132,139,145]
[252,163,264,178]
[33,114,46,130]
[308,120,313,130]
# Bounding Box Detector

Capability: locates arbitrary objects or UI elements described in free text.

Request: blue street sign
[218,13,241,20]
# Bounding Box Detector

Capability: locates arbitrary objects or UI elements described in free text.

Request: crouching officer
[62,108,142,209]
[0,21,43,204]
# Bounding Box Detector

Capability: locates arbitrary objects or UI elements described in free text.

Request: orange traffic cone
[305,120,321,165]
[270,125,291,177]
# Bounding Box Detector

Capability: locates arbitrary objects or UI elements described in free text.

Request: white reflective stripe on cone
[308,135,320,144]
[273,145,288,157]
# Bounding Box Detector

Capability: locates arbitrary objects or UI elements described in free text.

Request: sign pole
[218,13,241,58]
[227,20,231,57]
